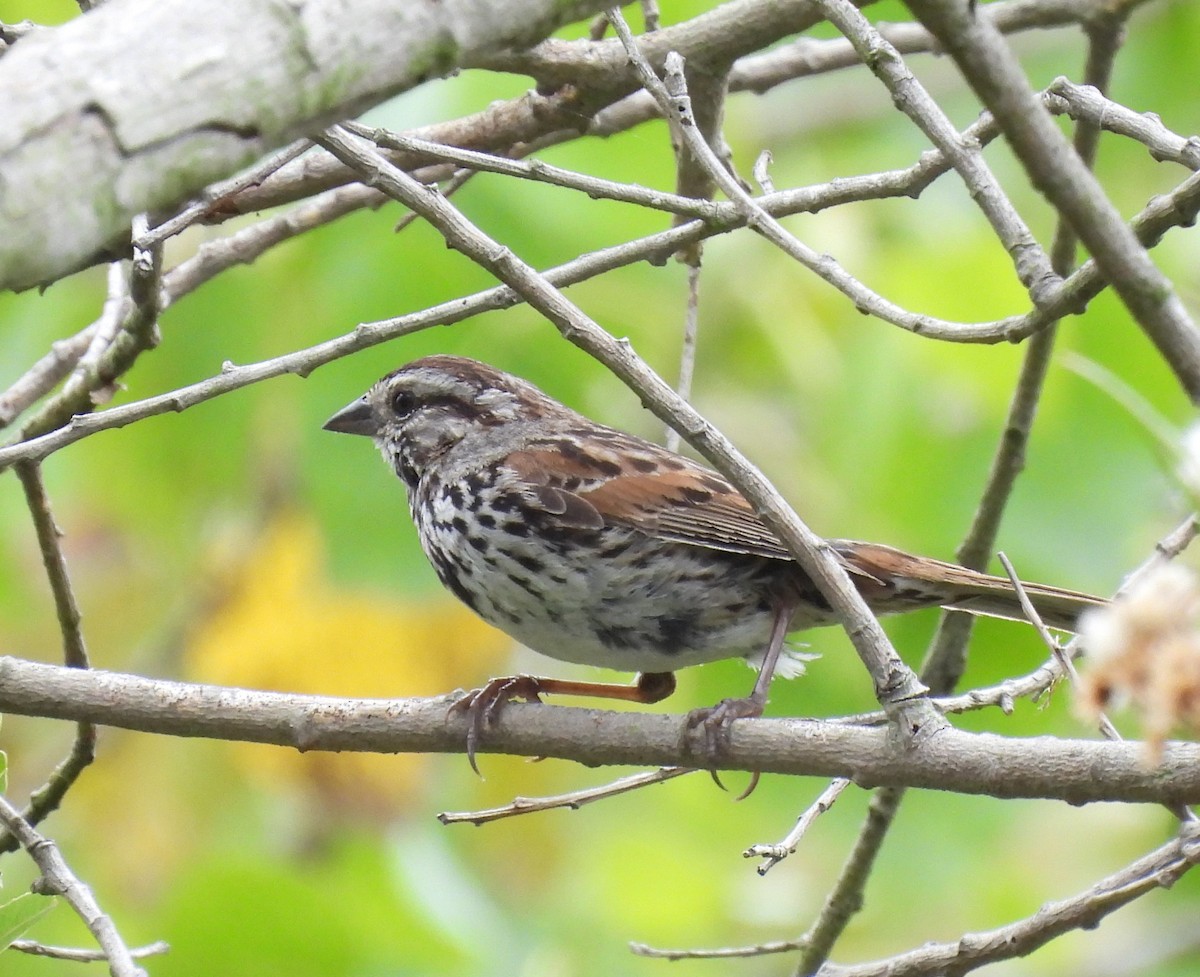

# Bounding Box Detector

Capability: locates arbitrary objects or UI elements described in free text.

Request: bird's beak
[322,397,378,437]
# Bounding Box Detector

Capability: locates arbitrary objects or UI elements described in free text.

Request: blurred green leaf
[0,894,57,952]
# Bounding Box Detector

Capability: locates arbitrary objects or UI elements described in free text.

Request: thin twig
[10,939,169,962]
[998,550,1198,825]
[812,0,1058,302]
[0,325,97,429]
[0,793,143,977]
[795,785,907,973]
[438,766,694,825]
[818,821,1200,977]
[744,778,851,875]
[906,0,1200,401]
[13,465,90,670]
[393,168,477,233]
[632,935,802,959]
[1131,514,1200,585]
[3,464,97,854]
[18,218,163,443]
[666,257,702,452]
[137,139,314,248]
[64,263,130,403]
[352,126,730,221]
[161,183,387,304]
[613,10,1020,356]
[1047,78,1200,172]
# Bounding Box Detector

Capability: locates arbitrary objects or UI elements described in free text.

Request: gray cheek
[402,413,471,470]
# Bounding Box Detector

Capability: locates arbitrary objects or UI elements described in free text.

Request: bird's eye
[391,390,417,417]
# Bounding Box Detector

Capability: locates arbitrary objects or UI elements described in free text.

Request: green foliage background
[1,0,1199,974]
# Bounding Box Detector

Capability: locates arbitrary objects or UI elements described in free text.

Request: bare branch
[0,326,95,430]
[1048,78,1200,171]
[814,0,1058,302]
[632,934,801,960]
[906,0,1200,401]
[4,464,97,854]
[638,823,1200,974]
[10,940,169,963]
[667,262,702,452]
[0,0,620,290]
[819,822,1200,977]
[217,0,1102,219]
[18,221,163,442]
[349,126,730,220]
[3,131,1198,476]
[137,139,315,248]
[0,792,143,977]
[161,183,388,304]
[438,767,695,825]
[1,657,1199,804]
[744,777,850,874]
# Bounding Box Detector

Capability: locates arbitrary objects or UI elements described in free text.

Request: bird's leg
[686,600,794,759]
[451,671,676,774]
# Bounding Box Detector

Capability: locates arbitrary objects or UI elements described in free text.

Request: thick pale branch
[1,657,1199,805]
[0,0,616,291]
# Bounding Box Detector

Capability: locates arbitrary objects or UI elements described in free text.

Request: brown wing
[505,432,793,560]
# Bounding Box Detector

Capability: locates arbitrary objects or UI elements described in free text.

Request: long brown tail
[834,541,1106,632]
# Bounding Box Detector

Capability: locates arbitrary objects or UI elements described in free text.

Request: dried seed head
[1077,563,1200,762]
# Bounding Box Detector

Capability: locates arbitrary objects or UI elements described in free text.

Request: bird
[323,354,1105,765]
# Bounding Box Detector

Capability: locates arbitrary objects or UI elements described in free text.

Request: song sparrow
[324,355,1104,764]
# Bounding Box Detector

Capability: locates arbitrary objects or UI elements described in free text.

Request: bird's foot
[685,694,765,761]
[449,675,546,776]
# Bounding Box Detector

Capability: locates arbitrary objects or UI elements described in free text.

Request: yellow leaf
[186,509,511,814]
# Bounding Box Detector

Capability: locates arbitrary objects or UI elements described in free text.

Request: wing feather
[505,435,793,560]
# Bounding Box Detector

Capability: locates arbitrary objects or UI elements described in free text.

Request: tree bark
[0,0,611,291]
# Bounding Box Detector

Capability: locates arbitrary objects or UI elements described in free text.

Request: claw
[685,695,767,796]
[686,694,766,760]
[734,770,761,801]
[449,675,546,776]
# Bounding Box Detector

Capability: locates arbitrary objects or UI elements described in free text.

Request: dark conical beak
[322,397,378,437]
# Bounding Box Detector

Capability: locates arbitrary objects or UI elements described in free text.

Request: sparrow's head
[323,355,565,486]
